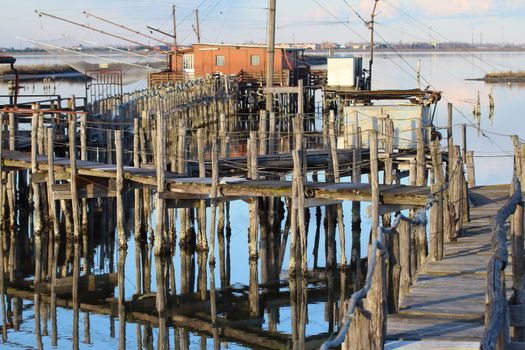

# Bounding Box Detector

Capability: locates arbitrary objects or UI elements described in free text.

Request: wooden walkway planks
[387,184,511,343]
[1,148,430,205]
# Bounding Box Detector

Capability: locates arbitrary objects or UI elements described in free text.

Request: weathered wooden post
[447,103,454,180]
[351,124,362,289]
[196,129,208,252]
[269,111,276,154]
[466,151,476,188]
[415,118,428,269]
[453,145,464,237]
[31,103,43,283]
[47,127,60,346]
[80,112,88,229]
[328,111,346,266]
[248,131,260,316]
[512,143,525,341]
[259,109,267,155]
[208,138,221,349]
[293,115,307,273]
[348,130,387,348]
[154,107,168,350]
[115,130,126,248]
[68,112,81,239]
[0,113,6,343]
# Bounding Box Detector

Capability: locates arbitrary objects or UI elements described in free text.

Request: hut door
[183,54,195,79]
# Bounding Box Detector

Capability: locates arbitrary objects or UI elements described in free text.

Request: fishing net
[33,36,166,85]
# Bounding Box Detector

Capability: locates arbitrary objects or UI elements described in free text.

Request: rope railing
[481,176,522,350]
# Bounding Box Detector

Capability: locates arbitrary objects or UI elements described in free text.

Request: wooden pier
[0,76,523,350]
[387,184,513,345]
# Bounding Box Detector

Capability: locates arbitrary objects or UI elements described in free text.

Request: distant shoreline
[3,47,525,57]
[307,48,525,55]
[467,72,525,84]
[0,64,88,81]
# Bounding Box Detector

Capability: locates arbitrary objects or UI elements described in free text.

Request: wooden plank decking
[387,184,511,346]
[1,149,430,206]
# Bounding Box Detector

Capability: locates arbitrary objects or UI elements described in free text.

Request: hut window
[250,55,260,66]
[216,55,225,66]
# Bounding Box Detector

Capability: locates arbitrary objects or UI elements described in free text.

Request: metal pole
[195,9,201,43]
[265,0,276,112]
[173,5,178,71]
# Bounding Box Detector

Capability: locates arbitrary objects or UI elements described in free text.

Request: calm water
[0,51,524,349]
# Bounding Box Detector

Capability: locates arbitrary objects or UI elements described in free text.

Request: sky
[1,0,525,49]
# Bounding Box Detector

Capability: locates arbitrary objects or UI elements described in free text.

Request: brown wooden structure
[149,43,309,87]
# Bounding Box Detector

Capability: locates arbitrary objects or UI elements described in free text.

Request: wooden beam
[366,203,420,216]
[304,198,342,208]
[52,183,116,200]
[262,86,301,94]
[31,170,70,183]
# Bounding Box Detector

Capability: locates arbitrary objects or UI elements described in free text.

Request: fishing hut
[149,43,311,87]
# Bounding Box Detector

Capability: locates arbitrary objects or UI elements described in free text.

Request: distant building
[285,43,319,51]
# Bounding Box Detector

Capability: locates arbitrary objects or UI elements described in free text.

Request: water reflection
[0,180,364,349]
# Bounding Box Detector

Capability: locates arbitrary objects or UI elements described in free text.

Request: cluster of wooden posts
[481,138,525,350]
[0,74,484,349]
[315,103,475,349]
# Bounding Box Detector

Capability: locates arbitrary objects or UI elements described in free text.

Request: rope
[481,176,522,349]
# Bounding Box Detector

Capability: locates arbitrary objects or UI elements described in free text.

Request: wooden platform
[387,184,511,344]
[1,149,430,206]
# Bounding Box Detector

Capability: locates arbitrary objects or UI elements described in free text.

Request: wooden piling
[0,113,6,342]
[248,131,260,315]
[349,130,387,349]
[415,118,428,269]
[351,124,362,289]
[115,130,126,248]
[447,103,454,180]
[512,144,525,341]
[466,151,476,188]
[328,111,346,267]
[68,114,81,238]
[196,129,207,252]
[208,139,220,349]
[47,127,59,346]
[460,123,467,163]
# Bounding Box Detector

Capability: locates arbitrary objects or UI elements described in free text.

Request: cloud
[415,0,492,16]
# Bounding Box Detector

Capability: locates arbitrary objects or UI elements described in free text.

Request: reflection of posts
[118,248,127,350]
[208,139,220,350]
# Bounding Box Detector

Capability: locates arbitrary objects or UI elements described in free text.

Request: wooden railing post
[466,151,476,188]
[512,144,525,341]
[347,130,387,349]
[430,140,445,260]
[415,118,428,269]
